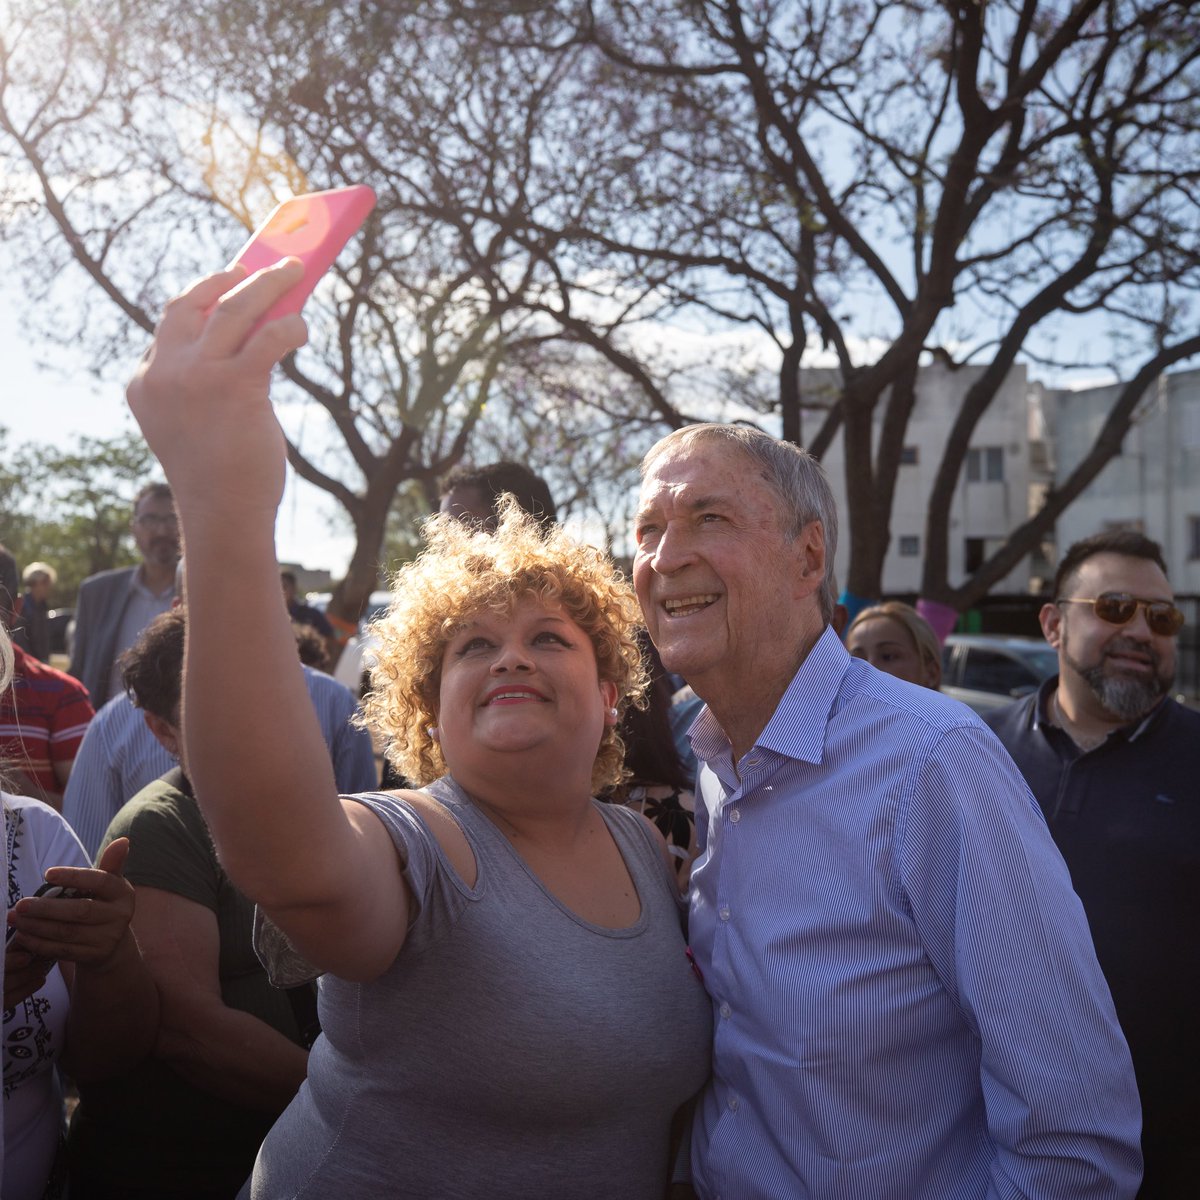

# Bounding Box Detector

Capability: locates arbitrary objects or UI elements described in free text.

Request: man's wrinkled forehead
[637,440,764,514]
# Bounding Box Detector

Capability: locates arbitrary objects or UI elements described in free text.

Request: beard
[145,537,180,566]
[1063,633,1173,722]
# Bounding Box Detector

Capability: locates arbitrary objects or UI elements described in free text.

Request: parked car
[941,633,1059,714]
[48,608,75,658]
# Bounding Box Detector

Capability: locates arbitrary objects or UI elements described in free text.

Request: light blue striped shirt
[688,626,1142,1200]
[63,667,378,856]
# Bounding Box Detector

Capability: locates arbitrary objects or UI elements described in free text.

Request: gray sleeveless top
[246,778,713,1199]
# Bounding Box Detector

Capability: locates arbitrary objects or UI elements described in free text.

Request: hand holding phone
[5,881,87,944]
[229,184,376,328]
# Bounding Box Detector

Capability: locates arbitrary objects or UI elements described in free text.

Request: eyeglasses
[133,512,178,531]
[1056,593,1184,637]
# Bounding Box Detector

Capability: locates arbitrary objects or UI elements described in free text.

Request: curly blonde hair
[361,501,647,792]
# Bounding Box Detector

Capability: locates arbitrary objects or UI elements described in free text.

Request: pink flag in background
[916,597,959,645]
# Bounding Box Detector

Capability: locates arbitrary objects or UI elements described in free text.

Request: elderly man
[69,482,180,707]
[986,530,1198,1198]
[12,561,57,662]
[633,424,1142,1199]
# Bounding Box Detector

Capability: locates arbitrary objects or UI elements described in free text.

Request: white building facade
[816,362,1051,595]
[1050,367,1200,593]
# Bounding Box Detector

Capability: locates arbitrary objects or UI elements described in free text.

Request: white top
[3,793,89,1200]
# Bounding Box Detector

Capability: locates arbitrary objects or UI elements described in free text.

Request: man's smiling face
[633,437,822,701]
[1047,552,1177,722]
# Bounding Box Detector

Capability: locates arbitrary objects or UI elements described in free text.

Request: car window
[1017,646,1059,679]
[942,644,957,684]
[959,647,1039,694]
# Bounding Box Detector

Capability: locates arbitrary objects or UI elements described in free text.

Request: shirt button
[729,809,741,824]
[719,906,731,922]
[728,1096,739,1112]
[719,1002,731,1019]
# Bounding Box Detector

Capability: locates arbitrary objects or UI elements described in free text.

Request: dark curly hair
[120,608,186,722]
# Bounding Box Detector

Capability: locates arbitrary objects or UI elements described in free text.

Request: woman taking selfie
[126,260,711,1199]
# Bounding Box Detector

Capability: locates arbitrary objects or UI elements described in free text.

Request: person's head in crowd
[130,481,180,574]
[846,601,942,690]
[616,631,692,795]
[363,499,645,791]
[439,460,557,531]
[120,607,186,759]
[0,543,18,630]
[1042,528,1182,724]
[293,622,331,672]
[22,562,56,604]
[635,424,836,718]
[280,570,299,608]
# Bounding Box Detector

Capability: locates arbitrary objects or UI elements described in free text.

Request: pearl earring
[609,707,618,720]
[426,725,439,742]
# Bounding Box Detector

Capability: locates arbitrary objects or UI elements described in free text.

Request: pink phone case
[229,184,376,326]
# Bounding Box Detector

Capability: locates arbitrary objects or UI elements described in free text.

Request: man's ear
[143,710,181,758]
[1039,602,1064,649]
[794,520,827,599]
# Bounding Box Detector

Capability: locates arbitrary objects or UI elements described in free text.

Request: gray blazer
[68,566,138,707]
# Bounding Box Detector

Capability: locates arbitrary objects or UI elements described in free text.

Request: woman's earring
[608,707,618,720]
[426,725,440,742]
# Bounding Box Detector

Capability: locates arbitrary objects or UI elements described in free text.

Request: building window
[899,535,920,557]
[964,537,985,573]
[1189,516,1200,561]
[900,445,918,465]
[966,446,1004,482]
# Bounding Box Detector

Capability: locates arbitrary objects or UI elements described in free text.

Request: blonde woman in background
[846,600,943,690]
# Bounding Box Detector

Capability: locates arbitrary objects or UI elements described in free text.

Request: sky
[1,289,359,576]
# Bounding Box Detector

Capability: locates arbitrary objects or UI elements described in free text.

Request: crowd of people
[0,252,1194,1199]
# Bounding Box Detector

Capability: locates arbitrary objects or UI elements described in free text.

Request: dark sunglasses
[1056,593,1184,637]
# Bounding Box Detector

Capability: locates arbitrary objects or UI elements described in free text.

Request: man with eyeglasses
[69,482,180,707]
[986,529,1198,1198]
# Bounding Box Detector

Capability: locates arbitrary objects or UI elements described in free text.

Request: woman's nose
[491,641,533,672]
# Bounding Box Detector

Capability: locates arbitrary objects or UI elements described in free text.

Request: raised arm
[126,264,408,980]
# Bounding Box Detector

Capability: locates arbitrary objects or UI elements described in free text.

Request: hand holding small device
[229,184,376,329]
[6,838,136,969]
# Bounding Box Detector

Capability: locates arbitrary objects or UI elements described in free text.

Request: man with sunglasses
[986,529,1197,1198]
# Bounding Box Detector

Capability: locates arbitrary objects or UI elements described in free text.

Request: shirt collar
[688,624,850,768]
[133,565,176,601]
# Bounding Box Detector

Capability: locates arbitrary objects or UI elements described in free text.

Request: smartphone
[5,882,87,943]
[229,184,377,327]
[32,882,87,901]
